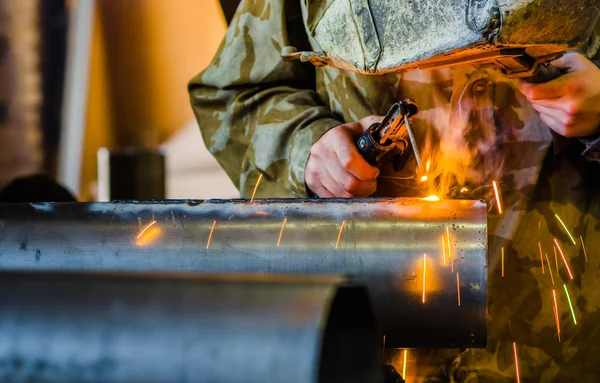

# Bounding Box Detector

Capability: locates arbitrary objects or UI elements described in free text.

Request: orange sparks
[501,247,505,277]
[402,349,408,378]
[552,289,561,341]
[513,342,521,383]
[554,238,574,280]
[460,187,469,193]
[581,236,588,263]
[335,220,346,249]
[538,242,545,274]
[446,227,453,272]
[136,227,160,246]
[206,220,217,249]
[545,253,555,285]
[420,175,428,182]
[456,272,461,306]
[492,180,503,214]
[277,218,287,247]
[426,160,431,172]
[250,173,263,203]
[136,220,159,246]
[137,220,156,239]
[422,254,427,304]
[441,235,447,265]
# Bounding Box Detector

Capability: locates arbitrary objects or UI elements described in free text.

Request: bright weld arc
[513,342,521,383]
[545,253,555,285]
[563,284,577,325]
[277,218,287,247]
[206,220,217,249]
[554,238,574,280]
[335,220,346,249]
[580,236,588,262]
[250,173,263,203]
[538,242,545,274]
[553,289,561,341]
[492,180,503,214]
[422,254,427,304]
[555,214,577,245]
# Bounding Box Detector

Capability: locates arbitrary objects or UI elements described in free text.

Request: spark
[423,195,439,201]
[402,349,408,378]
[545,253,555,285]
[421,175,428,182]
[513,342,521,383]
[426,160,431,172]
[422,254,427,304]
[136,227,160,246]
[456,272,461,306]
[277,218,287,247]
[460,187,469,193]
[580,236,588,262]
[441,235,447,265]
[554,246,559,274]
[382,335,386,361]
[492,180,503,214]
[335,220,346,249]
[501,247,505,277]
[563,284,577,325]
[206,220,217,249]
[538,242,545,274]
[137,220,156,239]
[250,173,263,203]
[554,214,577,245]
[554,238,574,280]
[553,289,561,341]
[446,227,453,272]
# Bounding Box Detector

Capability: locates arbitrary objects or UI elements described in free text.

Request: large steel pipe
[0,272,379,383]
[0,198,487,348]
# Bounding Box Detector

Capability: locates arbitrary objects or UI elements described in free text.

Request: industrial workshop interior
[2,0,600,382]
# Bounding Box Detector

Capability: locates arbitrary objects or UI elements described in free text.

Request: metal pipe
[0,197,488,348]
[0,271,379,383]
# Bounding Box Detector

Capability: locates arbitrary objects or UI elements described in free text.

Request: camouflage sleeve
[188,0,341,198]
[576,24,600,162]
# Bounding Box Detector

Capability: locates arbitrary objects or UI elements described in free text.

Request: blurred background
[0,0,240,202]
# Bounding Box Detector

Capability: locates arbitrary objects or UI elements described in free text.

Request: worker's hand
[519,52,600,137]
[306,116,382,198]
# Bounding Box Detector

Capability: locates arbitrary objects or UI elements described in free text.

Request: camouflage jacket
[189,0,600,381]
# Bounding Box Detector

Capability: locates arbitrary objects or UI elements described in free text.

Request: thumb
[550,52,585,71]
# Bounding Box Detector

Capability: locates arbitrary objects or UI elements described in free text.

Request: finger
[320,168,354,198]
[312,183,335,198]
[334,142,380,181]
[538,112,569,137]
[519,75,570,101]
[326,159,377,197]
[531,103,570,127]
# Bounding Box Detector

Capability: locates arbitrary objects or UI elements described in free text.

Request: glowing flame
[422,195,439,201]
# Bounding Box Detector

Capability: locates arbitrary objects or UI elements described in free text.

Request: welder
[189,0,600,381]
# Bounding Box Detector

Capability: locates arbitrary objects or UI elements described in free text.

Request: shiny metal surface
[0,272,379,383]
[0,197,488,348]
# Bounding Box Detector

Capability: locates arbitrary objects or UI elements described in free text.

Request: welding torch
[356,99,421,171]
